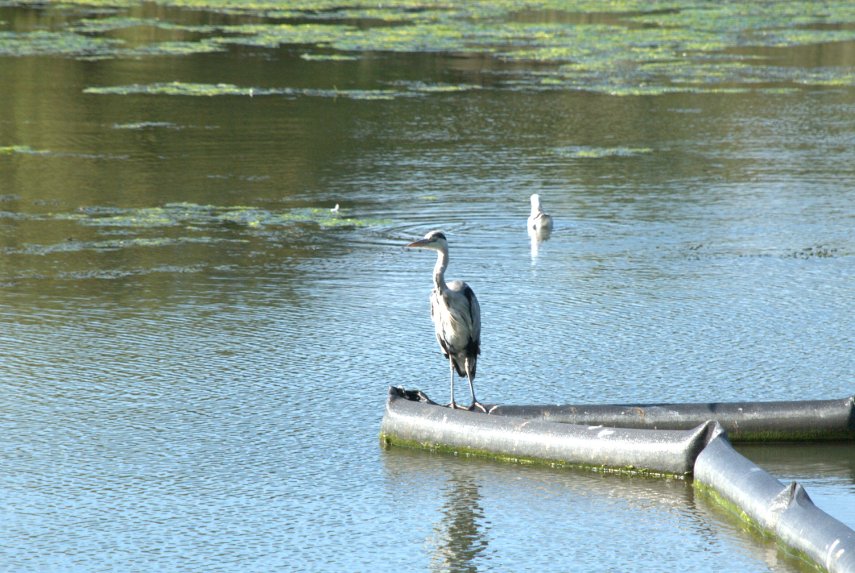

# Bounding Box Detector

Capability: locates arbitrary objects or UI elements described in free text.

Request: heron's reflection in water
[429,472,489,573]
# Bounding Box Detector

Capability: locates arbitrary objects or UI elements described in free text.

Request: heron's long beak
[407,238,430,249]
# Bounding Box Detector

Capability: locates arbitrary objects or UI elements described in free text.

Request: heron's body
[430,279,480,380]
[528,194,553,234]
[407,231,483,411]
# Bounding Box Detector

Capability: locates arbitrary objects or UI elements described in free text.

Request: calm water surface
[1,2,853,571]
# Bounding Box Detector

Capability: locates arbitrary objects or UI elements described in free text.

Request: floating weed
[0,145,128,160]
[70,16,220,35]
[85,81,251,96]
[9,236,218,256]
[8,1,855,93]
[214,206,269,226]
[554,146,654,158]
[214,22,353,49]
[299,53,360,62]
[126,40,226,57]
[65,206,178,228]
[393,80,482,94]
[88,79,477,100]
[331,22,471,54]
[55,264,212,281]
[52,203,387,232]
[0,210,27,221]
[112,121,182,130]
[85,81,406,100]
[0,30,122,58]
[272,5,438,24]
[789,245,839,259]
[793,69,855,87]
[285,207,387,228]
[0,145,51,155]
[340,89,400,100]
[536,40,773,93]
[411,84,480,94]
[69,16,153,33]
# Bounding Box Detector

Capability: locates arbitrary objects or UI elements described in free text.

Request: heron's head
[530,193,542,210]
[407,230,448,252]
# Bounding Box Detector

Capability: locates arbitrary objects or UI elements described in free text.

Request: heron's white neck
[432,248,449,291]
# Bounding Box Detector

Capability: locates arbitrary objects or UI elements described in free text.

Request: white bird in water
[528,194,553,236]
[407,230,484,412]
[330,203,340,214]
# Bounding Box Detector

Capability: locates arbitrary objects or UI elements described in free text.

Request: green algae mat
[2,0,855,96]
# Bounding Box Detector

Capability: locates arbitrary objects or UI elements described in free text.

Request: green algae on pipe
[490,396,855,442]
[380,387,724,477]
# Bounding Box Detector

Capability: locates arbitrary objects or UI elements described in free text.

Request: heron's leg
[466,367,486,413]
[447,357,457,409]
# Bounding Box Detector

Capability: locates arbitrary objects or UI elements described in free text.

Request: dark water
[1,2,853,571]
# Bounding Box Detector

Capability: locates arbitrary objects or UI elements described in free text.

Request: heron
[528,194,553,235]
[407,230,484,412]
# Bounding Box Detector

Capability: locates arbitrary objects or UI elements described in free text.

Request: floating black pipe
[381,387,855,572]
[381,386,723,476]
[490,396,855,441]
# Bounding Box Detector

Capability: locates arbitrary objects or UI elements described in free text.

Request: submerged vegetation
[2,1,855,95]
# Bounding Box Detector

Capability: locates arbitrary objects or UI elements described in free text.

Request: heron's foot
[447,401,458,410]
[468,401,488,413]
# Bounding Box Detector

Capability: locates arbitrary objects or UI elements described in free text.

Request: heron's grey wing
[444,281,480,355]
[463,285,481,353]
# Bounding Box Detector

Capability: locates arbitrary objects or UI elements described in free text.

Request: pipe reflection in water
[735,442,855,480]
[429,472,489,573]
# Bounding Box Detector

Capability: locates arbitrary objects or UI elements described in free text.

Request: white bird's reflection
[527,194,553,263]
[529,226,551,262]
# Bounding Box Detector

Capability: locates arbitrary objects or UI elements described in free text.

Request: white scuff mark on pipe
[826,539,841,570]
